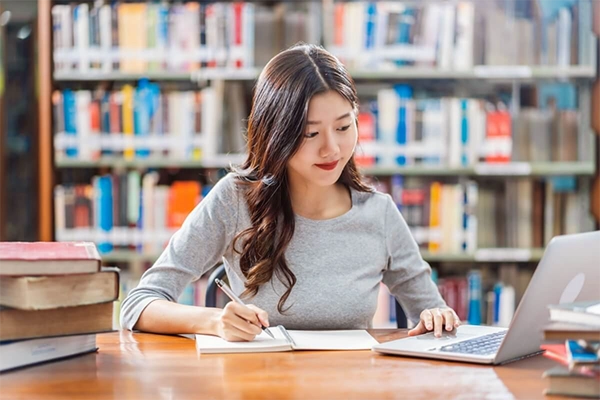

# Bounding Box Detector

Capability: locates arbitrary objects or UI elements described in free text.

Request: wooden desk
[0,330,568,400]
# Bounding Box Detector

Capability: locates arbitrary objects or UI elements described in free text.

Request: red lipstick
[315,160,339,171]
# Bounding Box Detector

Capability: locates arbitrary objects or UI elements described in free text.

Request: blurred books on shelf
[372,283,398,329]
[52,2,255,74]
[54,170,596,256]
[354,84,592,169]
[0,242,116,371]
[52,82,220,161]
[52,78,248,163]
[373,175,594,252]
[54,172,203,254]
[51,1,597,77]
[52,82,594,171]
[327,0,594,70]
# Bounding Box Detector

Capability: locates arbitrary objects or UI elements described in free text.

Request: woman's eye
[337,125,351,132]
[305,132,319,138]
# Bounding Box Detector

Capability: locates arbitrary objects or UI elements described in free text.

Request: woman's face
[287,90,357,190]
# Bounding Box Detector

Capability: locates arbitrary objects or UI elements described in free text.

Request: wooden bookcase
[0,2,4,240]
[38,0,53,241]
[593,78,599,220]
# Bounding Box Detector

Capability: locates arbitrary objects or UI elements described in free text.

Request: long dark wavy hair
[232,44,372,313]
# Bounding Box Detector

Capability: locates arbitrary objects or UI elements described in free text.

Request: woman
[121,44,460,342]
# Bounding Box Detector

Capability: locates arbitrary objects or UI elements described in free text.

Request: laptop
[372,231,600,365]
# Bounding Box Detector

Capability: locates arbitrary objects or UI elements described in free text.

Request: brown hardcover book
[543,322,600,342]
[592,175,600,223]
[0,302,113,342]
[543,366,600,398]
[0,269,119,310]
[0,242,101,276]
[592,80,599,135]
[557,111,579,162]
[531,180,544,248]
[594,0,600,36]
[570,3,579,66]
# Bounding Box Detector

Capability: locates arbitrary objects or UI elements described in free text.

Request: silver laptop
[372,231,600,364]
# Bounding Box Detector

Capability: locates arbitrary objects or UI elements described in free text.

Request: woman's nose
[319,131,339,158]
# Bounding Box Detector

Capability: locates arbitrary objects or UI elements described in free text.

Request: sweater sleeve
[119,174,240,330]
[381,195,447,324]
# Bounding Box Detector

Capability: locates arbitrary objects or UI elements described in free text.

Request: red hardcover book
[205,4,217,68]
[167,181,202,228]
[233,3,243,68]
[541,343,568,366]
[355,112,376,167]
[485,110,512,163]
[0,242,101,276]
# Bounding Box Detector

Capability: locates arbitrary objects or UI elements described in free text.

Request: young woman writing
[120,44,460,342]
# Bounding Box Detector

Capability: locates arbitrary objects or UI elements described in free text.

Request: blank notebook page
[195,329,290,353]
[288,330,378,350]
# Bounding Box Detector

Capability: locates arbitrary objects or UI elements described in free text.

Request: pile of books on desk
[0,242,118,372]
[541,300,600,398]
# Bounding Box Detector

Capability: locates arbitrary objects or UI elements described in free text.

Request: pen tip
[264,327,275,339]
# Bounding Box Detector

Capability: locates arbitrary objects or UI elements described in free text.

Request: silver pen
[216,258,275,339]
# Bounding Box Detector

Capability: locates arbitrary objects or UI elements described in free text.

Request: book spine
[95,175,113,253]
[467,270,482,325]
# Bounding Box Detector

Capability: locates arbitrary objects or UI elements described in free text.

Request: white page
[288,330,379,351]
[586,303,600,316]
[195,328,290,354]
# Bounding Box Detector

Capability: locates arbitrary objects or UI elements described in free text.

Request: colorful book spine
[63,89,77,157]
[121,84,135,160]
[394,85,412,165]
[467,270,482,325]
[95,175,113,254]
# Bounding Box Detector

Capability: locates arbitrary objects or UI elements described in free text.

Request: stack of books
[541,300,600,398]
[0,242,118,372]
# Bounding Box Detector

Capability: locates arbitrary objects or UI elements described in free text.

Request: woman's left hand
[408,307,461,338]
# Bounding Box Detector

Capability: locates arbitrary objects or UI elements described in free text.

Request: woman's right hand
[214,302,270,342]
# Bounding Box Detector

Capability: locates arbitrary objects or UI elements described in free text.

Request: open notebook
[195,326,379,354]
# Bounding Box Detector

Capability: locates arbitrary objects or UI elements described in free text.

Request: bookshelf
[0,7,4,241]
[53,67,262,82]
[39,0,600,328]
[53,66,597,83]
[594,82,600,219]
[364,162,596,177]
[54,159,596,177]
[39,0,53,241]
[54,154,245,169]
[99,248,546,265]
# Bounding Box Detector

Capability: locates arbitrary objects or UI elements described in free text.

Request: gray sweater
[120,173,446,331]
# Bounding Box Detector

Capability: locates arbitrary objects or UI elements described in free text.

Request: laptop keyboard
[437,331,507,356]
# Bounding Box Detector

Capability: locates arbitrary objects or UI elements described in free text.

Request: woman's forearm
[134,299,221,335]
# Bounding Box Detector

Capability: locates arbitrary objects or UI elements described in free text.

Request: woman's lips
[315,160,339,171]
